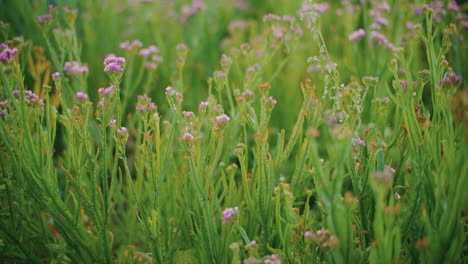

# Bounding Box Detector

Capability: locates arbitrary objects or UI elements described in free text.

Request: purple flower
[214,70,227,79]
[165,86,175,95]
[263,14,281,22]
[247,64,260,72]
[448,0,460,12]
[152,55,163,63]
[216,114,230,123]
[400,80,408,89]
[104,62,123,72]
[76,92,88,99]
[139,45,159,57]
[0,44,18,62]
[64,61,88,75]
[183,111,194,118]
[103,56,125,72]
[110,119,117,126]
[440,72,463,87]
[327,116,336,127]
[144,62,157,69]
[120,40,143,51]
[385,165,396,175]
[98,86,114,95]
[266,96,277,105]
[351,137,366,147]
[370,31,388,45]
[307,64,322,72]
[199,101,209,110]
[24,90,41,104]
[243,257,262,264]
[349,29,365,40]
[182,132,194,142]
[37,14,52,24]
[12,90,20,95]
[52,72,60,78]
[103,56,126,64]
[117,127,128,134]
[242,89,255,97]
[222,207,239,223]
[375,16,389,26]
[136,94,157,113]
[304,231,315,238]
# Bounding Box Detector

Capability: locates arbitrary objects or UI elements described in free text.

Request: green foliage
[0,0,467,263]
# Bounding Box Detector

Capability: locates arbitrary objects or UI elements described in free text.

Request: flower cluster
[24,90,43,104]
[243,254,281,264]
[76,92,88,100]
[199,101,209,110]
[215,114,230,130]
[139,45,163,69]
[0,100,8,116]
[104,56,126,72]
[120,40,143,51]
[349,29,365,40]
[222,206,239,224]
[135,94,157,113]
[315,228,339,249]
[64,61,88,75]
[182,0,204,17]
[370,31,399,51]
[440,72,462,88]
[181,132,195,143]
[373,165,396,185]
[351,137,366,160]
[36,14,52,24]
[0,44,18,62]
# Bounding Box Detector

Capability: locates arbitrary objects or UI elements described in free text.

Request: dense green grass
[0,0,467,263]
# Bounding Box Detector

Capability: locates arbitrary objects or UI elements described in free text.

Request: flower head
[76,92,88,99]
[117,127,128,134]
[64,61,88,75]
[199,101,209,110]
[181,132,194,142]
[349,29,365,40]
[37,14,52,24]
[222,207,239,224]
[0,44,18,62]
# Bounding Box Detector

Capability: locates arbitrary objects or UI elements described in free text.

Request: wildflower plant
[0,1,467,264]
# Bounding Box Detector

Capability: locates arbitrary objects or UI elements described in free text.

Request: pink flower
[349,29,365,40]
[117,127,128,134]
[247,64,260,72]
[304,231,315,238]
[120,40,143,51]
[98,86,114,95]
[222,207,239,223]
[139,45,159,57]
[52,72,60,78]
[103,55,126,72]
[104,62,123,72]
[76,92,88,99]
[0,44,18,62]
[182,132,194,142]
[183,111,194,118]
[37,14,52,24]
[64,61,88,75]
[242,89,255,97]
[216,114,230,127]
[199,101,209,110]
[165,86,175,95]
